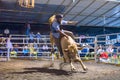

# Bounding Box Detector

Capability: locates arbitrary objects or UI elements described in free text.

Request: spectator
[0,37,6,46]
[99,52,109,63]
[97,45,104,55]
[0,37,6,56]
[28,43,37,57]
[6,35,13,60]
[33,41,38,52]
[106,45,114,57]
[79,35,86,43]
[36,32,41,43]
[22,45,29,56]
[6,35,13,50]
[10,48,17,57]
[38,44,42,53]
[25,23,31,36]
[13,44,19,53]
[42,44,49,52]
[29,32,35,43]
[96,45,104,62]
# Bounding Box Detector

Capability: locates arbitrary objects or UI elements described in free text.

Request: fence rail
[0,34,96,61]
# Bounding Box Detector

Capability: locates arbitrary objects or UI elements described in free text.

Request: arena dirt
[0,59,120,80]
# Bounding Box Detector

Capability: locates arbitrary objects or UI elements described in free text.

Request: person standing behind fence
[25,23,31,36]
[29,43,37,58]
[36,32,41,43]
[33,41,38,52]
[106,45,114,57]
[45,44,49,52]
[29,32,35,43]
[97,45,104,55]
[6,35,13,60]
[0,37,6,56]
[42,44,48,52]
[22,45,29,56]
[6,35,13,50]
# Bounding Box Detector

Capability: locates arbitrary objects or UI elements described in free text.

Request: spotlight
[18,0,35,8]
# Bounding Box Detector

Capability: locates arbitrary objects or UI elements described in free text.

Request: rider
[50,14,77,56]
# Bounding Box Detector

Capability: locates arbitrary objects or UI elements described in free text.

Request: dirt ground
[0,58,120,80]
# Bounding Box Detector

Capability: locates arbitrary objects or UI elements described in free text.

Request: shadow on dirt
[11,67,74,76]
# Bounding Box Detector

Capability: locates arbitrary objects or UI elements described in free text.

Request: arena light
[18,0,35,8]
[106,0,120,2]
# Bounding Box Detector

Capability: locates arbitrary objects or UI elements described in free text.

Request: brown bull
[60,36,87,71]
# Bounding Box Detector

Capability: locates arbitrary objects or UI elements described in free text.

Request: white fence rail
[95,33,120,64]
[0,34,96,61]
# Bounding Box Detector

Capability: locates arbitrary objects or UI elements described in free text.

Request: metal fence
[0,34,96,61]
[95,33,120,64]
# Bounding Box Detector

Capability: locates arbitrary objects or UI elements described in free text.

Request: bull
[60,35,87,71]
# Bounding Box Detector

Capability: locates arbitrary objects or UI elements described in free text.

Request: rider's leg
[53,37,63,57]
[63,30,81,47]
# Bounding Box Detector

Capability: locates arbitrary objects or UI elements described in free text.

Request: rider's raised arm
[67,21,78,25]
[61,20,78,25]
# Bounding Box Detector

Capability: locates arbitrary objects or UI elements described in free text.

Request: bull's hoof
[83,68,88,71]
[71,67,76,71]
[80,70,87,73]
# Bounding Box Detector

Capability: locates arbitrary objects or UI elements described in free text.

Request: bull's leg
[70,59,76,71]
[68,54,76,71]
[75,57,88,71]
[63,53,69,63]
[59,55,69,70]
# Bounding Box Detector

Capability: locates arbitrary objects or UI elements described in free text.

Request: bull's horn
[78,47,83,50]
[64,49,68,52]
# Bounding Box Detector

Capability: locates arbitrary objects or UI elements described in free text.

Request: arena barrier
[0,35,53,61]
[76,36,96,60]
[95,33,120,64]
[0,34,96,61]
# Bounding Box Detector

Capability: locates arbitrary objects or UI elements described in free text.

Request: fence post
[7,48,10,61]
[94,37,97,62]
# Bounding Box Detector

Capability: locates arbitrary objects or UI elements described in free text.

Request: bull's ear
[78,47,83,50]
[64,49,68,52]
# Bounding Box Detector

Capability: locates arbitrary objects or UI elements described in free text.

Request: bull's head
[64,44,78,55]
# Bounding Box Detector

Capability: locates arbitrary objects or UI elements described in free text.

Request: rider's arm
[67,21,78,25]
[52,22,68,38]
[57,30,68,38]
[61,20,78,25]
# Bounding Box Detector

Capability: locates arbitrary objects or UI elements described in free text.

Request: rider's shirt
[51,20,68,38]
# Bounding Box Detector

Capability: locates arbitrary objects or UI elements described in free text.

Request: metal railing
[95,33,120,64]
[0,34,96,61]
